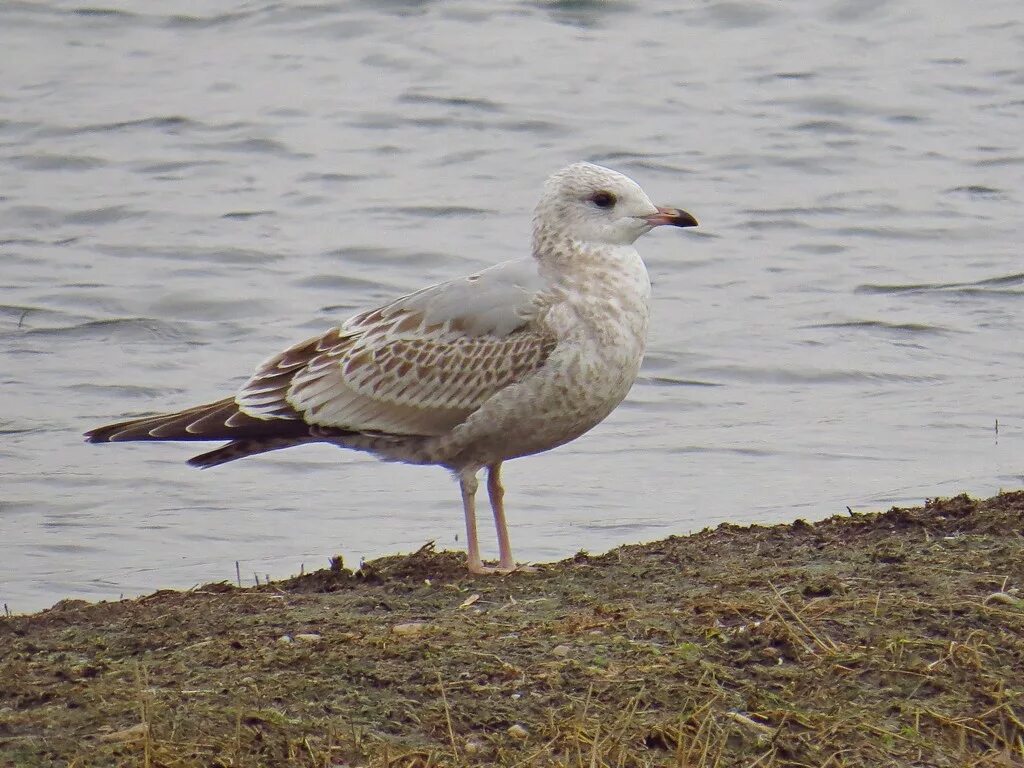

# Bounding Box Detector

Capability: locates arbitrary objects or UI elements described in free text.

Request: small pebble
[552,644,571,657]
[295,633,322,643]
[507,724,529,740]
[464,739,484,754]
[99,723,147,743]
[392,622,429,635]
[277,635,293,644]
[986,592,1023,607]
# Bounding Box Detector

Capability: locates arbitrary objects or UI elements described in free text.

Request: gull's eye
[590,190,617,209]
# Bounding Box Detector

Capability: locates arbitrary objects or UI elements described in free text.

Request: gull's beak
[645,206,698,228]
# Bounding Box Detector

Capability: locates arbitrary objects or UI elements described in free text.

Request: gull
[86,162,697,574]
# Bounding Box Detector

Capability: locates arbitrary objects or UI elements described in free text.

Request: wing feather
[235,257,555,436]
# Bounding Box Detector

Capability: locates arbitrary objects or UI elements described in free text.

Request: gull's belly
[433,318,647,468]
[495,340,643,459]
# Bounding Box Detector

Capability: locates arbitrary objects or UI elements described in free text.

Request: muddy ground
[2,492,1023,767]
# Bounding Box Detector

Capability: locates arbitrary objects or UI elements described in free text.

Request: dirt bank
[2,492,1023,767]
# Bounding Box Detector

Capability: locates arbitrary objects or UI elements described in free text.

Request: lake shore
[2,491,1023,767]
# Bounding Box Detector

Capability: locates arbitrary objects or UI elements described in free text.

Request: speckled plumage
[86,163,697,574]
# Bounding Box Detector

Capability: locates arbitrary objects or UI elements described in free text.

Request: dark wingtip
[84,424,132,443]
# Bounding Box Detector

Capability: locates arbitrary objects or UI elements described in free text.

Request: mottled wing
[237,258,555,436]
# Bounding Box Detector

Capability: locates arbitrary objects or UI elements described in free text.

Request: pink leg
[487,463,516,572]
[459,469,489,575]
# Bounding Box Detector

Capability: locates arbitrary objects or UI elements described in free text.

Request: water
[1,0,1021,613]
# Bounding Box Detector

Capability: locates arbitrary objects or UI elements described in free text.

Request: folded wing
[239,257,555,436]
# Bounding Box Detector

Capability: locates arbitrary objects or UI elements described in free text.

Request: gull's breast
[428,245,652,467]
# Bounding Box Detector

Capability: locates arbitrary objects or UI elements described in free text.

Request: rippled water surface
[2,0,1022,612]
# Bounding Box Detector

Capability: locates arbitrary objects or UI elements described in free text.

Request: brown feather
[84,397,315,443]
[187,437,317,468]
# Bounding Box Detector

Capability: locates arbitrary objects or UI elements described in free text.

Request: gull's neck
[533,227,641,271]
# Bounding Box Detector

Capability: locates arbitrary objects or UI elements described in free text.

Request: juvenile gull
[86,163,697,574]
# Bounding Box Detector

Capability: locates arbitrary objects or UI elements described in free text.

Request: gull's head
[534,162,697,248]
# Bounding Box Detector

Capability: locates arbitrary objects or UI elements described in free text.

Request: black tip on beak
[667,208,699,228]
[676,210,699,228]
[646,207,699,228]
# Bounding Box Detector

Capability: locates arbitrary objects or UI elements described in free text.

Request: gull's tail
[85,398,328,468]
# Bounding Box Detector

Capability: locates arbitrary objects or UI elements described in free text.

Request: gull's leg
[459,468,489,575]
[486,463,535,572]
[487,462,516,572]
